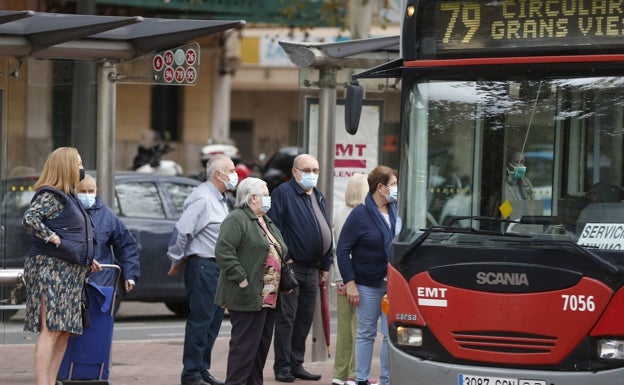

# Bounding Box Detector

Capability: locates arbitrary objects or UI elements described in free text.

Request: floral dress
[22,191,89,334]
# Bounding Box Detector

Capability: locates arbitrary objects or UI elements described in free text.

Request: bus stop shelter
[0,9,243,204]
[0,9,243,310]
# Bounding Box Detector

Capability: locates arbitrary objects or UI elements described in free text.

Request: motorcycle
[132,142,183,176]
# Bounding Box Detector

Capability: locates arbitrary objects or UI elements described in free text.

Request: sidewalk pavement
[0,334,381,385]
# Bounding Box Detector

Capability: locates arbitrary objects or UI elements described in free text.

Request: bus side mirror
[345,81,363,135]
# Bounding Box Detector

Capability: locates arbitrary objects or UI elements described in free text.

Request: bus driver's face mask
[508,163,527,179]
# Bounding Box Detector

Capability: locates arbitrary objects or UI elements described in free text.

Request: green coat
[214,206,288,311]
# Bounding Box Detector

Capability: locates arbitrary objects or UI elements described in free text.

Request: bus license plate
[458,374,546,385]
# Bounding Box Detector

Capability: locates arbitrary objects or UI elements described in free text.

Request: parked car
[0,172,200,319]
[261,146,302,191]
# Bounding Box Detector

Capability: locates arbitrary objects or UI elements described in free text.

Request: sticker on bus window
[577,223,624,250]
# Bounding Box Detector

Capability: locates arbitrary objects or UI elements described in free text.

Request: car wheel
[165,301,190,318]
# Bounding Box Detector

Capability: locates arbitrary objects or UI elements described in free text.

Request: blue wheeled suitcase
[57,264,121,385]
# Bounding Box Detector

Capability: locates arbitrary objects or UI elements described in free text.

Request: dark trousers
[182,257,225,382]
[226,308,276,385]
[273,264,319,373]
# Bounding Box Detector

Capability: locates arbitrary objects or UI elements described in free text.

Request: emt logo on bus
[578,223,624,249]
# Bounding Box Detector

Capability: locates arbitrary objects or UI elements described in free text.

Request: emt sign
[306,98,383,214]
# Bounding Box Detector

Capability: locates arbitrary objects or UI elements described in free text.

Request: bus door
[557,77,624,242]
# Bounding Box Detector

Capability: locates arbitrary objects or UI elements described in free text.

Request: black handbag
[81,281,90,329]
[279,259,298,292]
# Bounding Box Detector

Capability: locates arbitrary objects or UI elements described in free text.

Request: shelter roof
[0,10,244,60]
[279,35,399,69]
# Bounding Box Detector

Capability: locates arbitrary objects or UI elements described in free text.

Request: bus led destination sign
[428,0,624,51]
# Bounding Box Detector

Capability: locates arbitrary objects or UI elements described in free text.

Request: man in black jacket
[267,154,334,382]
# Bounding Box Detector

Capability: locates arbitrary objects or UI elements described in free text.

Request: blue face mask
[261,196,271,213]
[387,185,398,203]
[299,172,318,190]
[77,193,96,209]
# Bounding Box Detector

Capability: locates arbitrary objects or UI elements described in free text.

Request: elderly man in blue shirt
[167,154,238,385]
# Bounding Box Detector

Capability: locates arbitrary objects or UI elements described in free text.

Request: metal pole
[311,66,337,362]
[96,61,117,207]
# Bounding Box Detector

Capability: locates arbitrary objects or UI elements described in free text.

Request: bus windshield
[400,76,624,246]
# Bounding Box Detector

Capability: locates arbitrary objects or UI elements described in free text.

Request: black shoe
[275,371,296,382]
[181,379,210,385]
[202,371,225,385]
[357,382,370,385]
[291,366,321,381]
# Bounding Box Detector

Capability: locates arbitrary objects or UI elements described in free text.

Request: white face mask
[299,172,318,190]
[260,196,271,213]
[224,172,239,190]
[386,185,398,203]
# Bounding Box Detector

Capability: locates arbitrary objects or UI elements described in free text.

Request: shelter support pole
[96,61,117,207]
[210,59,231,143]
[311,66,337,363]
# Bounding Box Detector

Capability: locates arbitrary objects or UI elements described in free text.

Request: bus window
[403,77,624,238]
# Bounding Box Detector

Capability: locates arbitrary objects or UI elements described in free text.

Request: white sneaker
[345,380,356,385]
[332,379,345,385]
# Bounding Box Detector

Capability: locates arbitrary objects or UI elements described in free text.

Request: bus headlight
[396,326,423,347]
[598,339,624,359]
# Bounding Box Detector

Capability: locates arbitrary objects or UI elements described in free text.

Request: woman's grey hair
[235,177,267,207]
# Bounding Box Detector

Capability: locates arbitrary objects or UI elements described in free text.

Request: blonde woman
[22,147,101,385]
[332,173,369,385]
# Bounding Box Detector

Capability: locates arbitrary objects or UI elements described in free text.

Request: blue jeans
[355,283,388,385]
[181,257,225,382]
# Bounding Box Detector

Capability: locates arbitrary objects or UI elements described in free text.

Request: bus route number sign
[427,0,624,51]
[152,42,199,85]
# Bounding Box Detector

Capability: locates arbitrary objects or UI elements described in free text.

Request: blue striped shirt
[167,181,229,264]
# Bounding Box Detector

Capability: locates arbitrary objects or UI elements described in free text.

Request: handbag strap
[256,219,284,260]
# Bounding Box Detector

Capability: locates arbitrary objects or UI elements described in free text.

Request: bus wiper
[447,215,519,229]
[399,220,623,275]
[530,239,623,275]
[399,216,526,262]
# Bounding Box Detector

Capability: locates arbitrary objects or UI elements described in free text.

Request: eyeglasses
[383,182,398,187]
[295,167,320,174]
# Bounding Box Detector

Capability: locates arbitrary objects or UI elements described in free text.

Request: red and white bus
[347,1,624,384]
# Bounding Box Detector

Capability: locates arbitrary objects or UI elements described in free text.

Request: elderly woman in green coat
[215,177,288,385]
